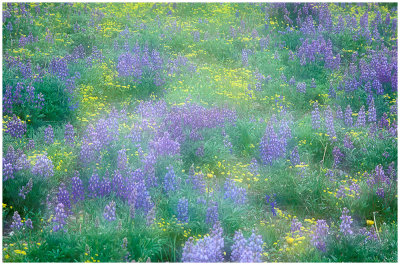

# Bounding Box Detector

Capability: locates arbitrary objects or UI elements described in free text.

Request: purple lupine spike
[311,102,321,130]
[52,203,67,232]
[290,146,301,167]
[64,123,75,146]
[112,170,125,199]
[44,125,54,144]
[19,178,33,199]
[31,154,54,178]
[163,165,178,195]
[311,220,329,252]
[71,171,85,203]
[231,230,263,262]
[103,201,116,221]
[3,160,14,181]
[291,218,303,235]
[117,149,128,171]
[296,82,306,93]
[187,165,206,193]
[368,99,377,123]
[356,106,366,127]
[343,134,354,149]
[88,173,100,198]
[344,105,353,127]
[25,218,33,229]
[205,201,219,226]
[57,183,71,215]
[332,146,344,168]
[336,106,343,120]
[146,206,156,226]
[325,106,337,141]
[11,211,23,230]
[6,115,27,138]
[340,208,353,236]
[224,179,247,205]
[181,222,224,262]
[177,198,189,223]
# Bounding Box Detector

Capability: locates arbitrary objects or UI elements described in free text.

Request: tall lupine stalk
[344,105,353,127]
[52,203,67,232]
[224,179,247,205]
[311,220,329,252]
[64,123,75,146]
[311,102,321,130]
[368,99,377,123]
[19,178,33,199]
[44,125,54,144]
[103,201,116,221]
[340,208,353,236]
[177,198,189,223]
[325,106,336,142]
[181,222,224,262]
[71,171,84,203]
[231,230,263,262]
[356,105,366,127]
[57,183,72,215]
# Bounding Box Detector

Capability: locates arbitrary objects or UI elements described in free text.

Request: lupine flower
[187,166,205,193]
[336,106,343,120]
[289,76,296,86]
[368,99,376,123]
[6,115,26,138]
[117,149,128,171]
[343,134,354,149]
[19,178,33,199]
[332,146,344,168]
[291,218,303,235]
[88,173,100,198]
[265,194,277,216]
[25,219,33,229]
[177,198,189,223]
[57,183,71,215]
[296,82,306,93]
[205,201,219,226]
[359,226,378,241]
[311,102,321,130]
[290,146,300,167]
[163,166,178,195]
[224,179,247,205]
[181,222,224,262]
[344,105,353,127]
[71,171,84,203]
[31,154,54,178]
[103,201,116,221]
[356,106,366,127]
[52,203,67,232]
[3,160,14,181]
[44,125,54,144]
[121,237,128,249]
[64,123,75,146]
[311,220,329,252]
[231,230,263,262]
[340,208,353,236]
[325,106,336,141]
[11,211,23,230]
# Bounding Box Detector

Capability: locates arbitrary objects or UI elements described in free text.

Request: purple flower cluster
[52,203,68,232]
[186,166,205,192]
[223,179,247,205]
[325,106,336,141]
[11,211,24,230]
[205,201,219,226]
[31,154,54,178]
[231,230,263,262]
[149,132,180,158]
[260,119,291,165]
[339,208,353,236]
[177,198,189,223]
[103,201,117,221]
[64,123,75,146]
[57,183,71,215]
[19,178,33,199]
[44,125,54,144]
[311,220,329,252]
[5,115,27,138]
[311,102,321,130]
[181,222,224,262]
[163,166,179,195]
[71,171,85,203]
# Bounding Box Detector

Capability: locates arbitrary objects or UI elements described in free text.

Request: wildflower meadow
[2,2,398,262]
